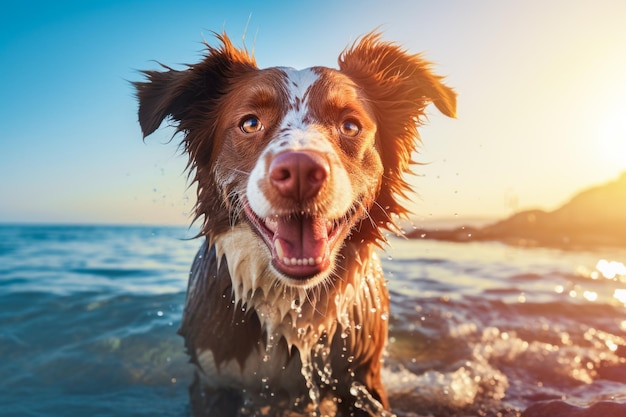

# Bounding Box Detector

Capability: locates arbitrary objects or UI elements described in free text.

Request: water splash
[300,359,321,417]
[350,381,395,417]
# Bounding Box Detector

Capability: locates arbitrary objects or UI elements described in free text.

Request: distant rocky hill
[408,172,626,249]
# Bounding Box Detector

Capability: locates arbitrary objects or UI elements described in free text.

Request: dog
[135,31,455,416]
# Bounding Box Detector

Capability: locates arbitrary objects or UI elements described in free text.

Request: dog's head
[135,32,455,288]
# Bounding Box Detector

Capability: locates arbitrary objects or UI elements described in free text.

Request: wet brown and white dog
[135,31,455,416]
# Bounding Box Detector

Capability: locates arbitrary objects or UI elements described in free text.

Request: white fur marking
[245,68,353,220]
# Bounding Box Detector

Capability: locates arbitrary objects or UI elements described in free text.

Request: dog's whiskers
[229,168,251,176]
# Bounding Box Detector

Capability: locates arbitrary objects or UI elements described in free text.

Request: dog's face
[135,32,456,288]
[217,66,382,284]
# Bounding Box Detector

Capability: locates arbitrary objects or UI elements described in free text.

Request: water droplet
[290,299,302,313]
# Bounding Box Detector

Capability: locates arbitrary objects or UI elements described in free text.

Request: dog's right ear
[134,65,192,138]
[134,33,257,138]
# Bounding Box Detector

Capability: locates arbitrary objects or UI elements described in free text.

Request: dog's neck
[212,224,387,357]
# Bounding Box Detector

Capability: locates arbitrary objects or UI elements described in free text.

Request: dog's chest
[194,330,307,398]
[187,236,389,400]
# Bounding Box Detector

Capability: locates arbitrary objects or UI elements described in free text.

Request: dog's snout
[269,152,329,202]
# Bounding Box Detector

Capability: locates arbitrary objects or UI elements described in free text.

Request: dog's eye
[339,119,361,137]
[240,116,264,134]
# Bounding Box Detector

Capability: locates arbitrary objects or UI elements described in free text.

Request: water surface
[1,224,625,416]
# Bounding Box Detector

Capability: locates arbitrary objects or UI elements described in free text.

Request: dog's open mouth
[243,203,346,280]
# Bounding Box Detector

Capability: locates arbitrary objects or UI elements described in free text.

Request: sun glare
[596,103,626,169]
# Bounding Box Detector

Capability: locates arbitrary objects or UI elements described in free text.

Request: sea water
[1,224,625,416]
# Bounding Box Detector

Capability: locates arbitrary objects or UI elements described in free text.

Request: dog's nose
[269,151,329,202]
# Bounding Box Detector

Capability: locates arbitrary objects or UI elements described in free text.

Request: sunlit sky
[1,0,625,226]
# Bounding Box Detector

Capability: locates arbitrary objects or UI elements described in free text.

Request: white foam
[383,361,508,410]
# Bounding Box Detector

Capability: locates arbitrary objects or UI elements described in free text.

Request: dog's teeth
[265,217,278,233]
[274,239,285,260]
[274,242,321,267]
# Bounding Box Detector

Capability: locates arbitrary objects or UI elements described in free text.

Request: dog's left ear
[339,31,457,241]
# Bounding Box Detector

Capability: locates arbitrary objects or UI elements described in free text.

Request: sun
[596,103,626,170]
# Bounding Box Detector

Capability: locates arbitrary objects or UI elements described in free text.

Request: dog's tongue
[273,215,329,271]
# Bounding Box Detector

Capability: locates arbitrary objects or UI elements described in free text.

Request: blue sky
[1,0,625,225]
